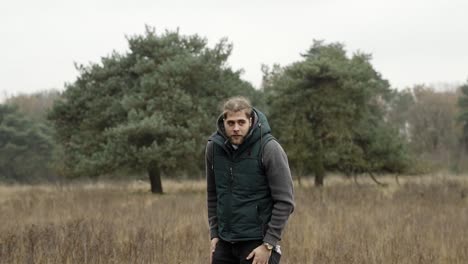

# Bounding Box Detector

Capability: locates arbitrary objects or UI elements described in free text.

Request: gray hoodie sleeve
[205,141,218,239]
[262,140,295,246]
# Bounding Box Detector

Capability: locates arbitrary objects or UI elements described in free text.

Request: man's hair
[222,96,252,118]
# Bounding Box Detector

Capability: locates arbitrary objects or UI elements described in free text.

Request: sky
[1,0,467,100]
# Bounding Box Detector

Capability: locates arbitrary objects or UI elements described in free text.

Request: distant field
[0,174,467,263]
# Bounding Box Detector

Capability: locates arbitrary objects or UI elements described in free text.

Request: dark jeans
[212,239,281,264]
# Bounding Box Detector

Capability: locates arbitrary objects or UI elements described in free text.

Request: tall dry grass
[0,175,467,263]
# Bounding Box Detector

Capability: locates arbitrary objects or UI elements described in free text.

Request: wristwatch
[263,242,274,251]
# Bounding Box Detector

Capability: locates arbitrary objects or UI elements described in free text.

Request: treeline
[1,91,60,183]
[1,27,468,191]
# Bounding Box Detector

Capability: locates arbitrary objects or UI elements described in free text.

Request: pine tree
[264,40,407,186]
[48,27,257,193]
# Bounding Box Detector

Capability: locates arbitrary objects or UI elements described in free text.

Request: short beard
[229,136,244,145]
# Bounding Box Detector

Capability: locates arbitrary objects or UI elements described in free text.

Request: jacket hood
[209,108,272,149]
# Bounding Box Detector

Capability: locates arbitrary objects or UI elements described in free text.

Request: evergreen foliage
[48,27,257,193]
[0,104,54,182]
[264,40,408,185]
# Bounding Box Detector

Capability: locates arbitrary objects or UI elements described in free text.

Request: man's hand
[210,237,219,264]
[246,244,272,264]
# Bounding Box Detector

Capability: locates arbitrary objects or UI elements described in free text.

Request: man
[206,96,295,264]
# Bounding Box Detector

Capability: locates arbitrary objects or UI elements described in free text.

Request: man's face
[223,110,251,145]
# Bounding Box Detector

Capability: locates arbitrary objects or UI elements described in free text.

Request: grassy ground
[0,174,467,263]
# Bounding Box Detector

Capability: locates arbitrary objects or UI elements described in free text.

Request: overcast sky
[1,0,467,99]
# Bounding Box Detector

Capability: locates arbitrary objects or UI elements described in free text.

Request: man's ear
[249,117,252,127]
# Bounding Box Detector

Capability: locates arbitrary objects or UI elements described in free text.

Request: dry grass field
[0,174,467,264]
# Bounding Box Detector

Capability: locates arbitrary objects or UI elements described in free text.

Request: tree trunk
[395,174,400,186]
[353,173,360,186]
[313,143,325,187]
[314,165,325,186]
[368,171,387,187]
[296,165,304,187]
[148,161,163,194]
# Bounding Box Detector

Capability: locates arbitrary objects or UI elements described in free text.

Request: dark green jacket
[206,108,294,245]
[209,109,274,241]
